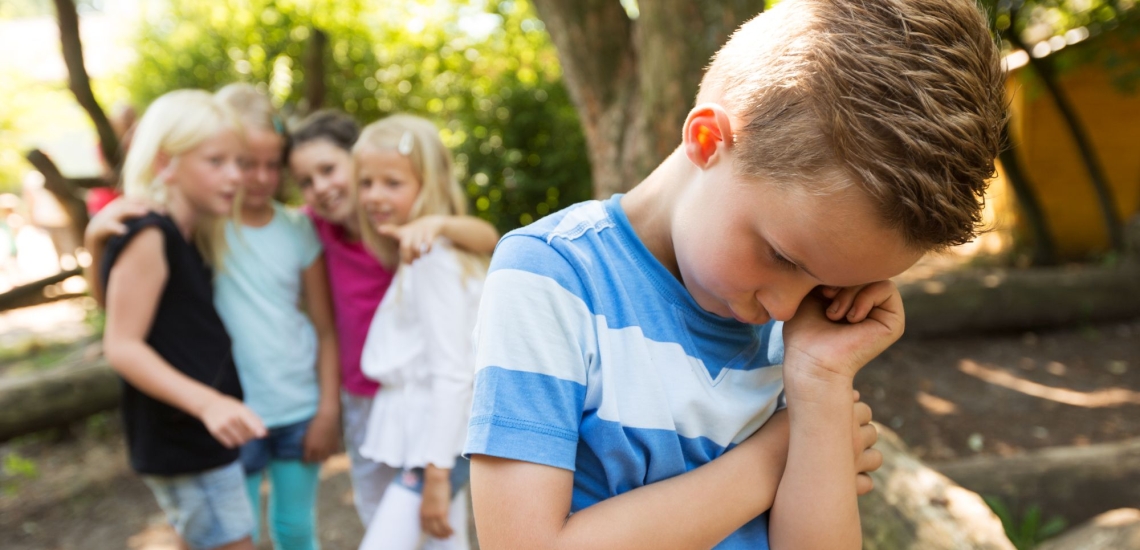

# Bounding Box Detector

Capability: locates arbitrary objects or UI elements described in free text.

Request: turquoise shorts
[142,460,255,549]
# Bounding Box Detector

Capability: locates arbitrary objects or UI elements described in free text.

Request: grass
[985,496,1067,550]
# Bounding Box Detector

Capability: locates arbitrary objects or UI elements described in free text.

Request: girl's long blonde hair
[352,114,488,279]
[121,89,242,267]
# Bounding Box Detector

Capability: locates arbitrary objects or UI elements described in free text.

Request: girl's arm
[471,409,791,550]
[83,197,151,307]
[300,254,342,463]
[413,249,478,539]
[103,227,266,448]
[378,215,499,264]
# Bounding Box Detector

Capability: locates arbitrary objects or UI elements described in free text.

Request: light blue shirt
[215,202,323,428]
[464,195,785,549]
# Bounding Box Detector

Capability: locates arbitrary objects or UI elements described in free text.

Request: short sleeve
[284,206,322,267]
[463,234,596,472]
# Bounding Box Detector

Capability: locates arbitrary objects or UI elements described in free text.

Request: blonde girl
[353,115,488,550]
[212,84,340,550]
[285,111,498,526]
[101,89,265,550]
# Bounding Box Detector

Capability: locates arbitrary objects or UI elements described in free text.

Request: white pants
[358,484,470,550]
[343,392,400,525]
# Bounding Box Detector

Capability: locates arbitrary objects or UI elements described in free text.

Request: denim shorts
[394,456,471,499]
[142,460,254,549]
[240,418,310,474]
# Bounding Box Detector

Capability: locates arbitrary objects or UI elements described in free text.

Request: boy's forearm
[476,411,790,550]
[769,377,862,550]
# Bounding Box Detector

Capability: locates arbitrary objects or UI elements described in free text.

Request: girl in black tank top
[98,89,266,550]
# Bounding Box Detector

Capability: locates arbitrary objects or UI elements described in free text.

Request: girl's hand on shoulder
[198,394,267,448]
[302,409,340,463]
[84,197,154,245]
[377,214,446,264]
[421,465,454,539]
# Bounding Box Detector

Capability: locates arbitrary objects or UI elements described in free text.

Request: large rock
[861,425,1014,550]
[1037,508,1140,550]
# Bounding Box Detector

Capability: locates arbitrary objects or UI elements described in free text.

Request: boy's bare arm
[472,409,790,550]
[102,227,265,447]
[769,282,905,550]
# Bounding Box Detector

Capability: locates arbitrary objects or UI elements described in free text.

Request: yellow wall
[1006,63,1140,258]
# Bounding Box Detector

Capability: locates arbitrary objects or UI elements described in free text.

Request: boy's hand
[378,214,446,264]
[301,408,340,463]
[853,391,882,495]
[198,394,267,448]
[782,280,905,389]
[84,197,153,245]
[421,466,454,539]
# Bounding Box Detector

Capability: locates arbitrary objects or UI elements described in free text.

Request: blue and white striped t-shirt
[465,195,785,548]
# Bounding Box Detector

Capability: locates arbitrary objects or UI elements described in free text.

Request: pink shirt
[307,210,394,397]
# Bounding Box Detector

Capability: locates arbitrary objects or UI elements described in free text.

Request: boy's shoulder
[503,199,613,247]
[491,199,621,295]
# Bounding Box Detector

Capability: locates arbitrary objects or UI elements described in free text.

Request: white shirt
[359,241,483,469]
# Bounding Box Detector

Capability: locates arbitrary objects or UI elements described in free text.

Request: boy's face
[672,160,923,324]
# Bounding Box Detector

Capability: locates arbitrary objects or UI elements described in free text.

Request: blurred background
[0,0,1138,549]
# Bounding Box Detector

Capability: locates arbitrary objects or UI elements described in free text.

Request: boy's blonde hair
[352,114,488,277]
[699,0,1005,249]
[122,89,241,266]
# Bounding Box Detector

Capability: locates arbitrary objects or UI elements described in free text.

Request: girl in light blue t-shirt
[211,84,342,550]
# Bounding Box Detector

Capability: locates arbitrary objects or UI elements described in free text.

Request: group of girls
[90,84,495,550]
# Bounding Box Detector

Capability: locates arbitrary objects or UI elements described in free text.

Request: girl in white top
[353,114,488,550]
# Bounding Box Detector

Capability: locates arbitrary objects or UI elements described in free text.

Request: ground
[1,299,1137,549]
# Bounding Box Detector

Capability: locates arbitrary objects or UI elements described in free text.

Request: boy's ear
[683,103,734,169]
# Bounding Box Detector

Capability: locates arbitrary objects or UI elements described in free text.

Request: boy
[464,0,1005,548]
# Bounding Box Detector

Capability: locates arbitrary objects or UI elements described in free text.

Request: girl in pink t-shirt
[285,110,498,525]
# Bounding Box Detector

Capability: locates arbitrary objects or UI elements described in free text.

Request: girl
[101,89,265,550]
[353,115,486,550]
[286,111,499,525]
[213,84,340,550]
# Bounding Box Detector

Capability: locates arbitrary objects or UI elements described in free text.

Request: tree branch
[26,149,90,235]
[52,0,120,169]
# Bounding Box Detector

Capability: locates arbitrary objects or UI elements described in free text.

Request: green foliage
[123,0,592,233]
[985,496,1068,550]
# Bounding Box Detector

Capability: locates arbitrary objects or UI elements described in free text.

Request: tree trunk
[936,439,1140,528]
[0,355,120,443]
[532,0,765,198]
[304,27,328,114]
[51,0,120,169]
[899,261,1140,338]
[860,425,1015,550]
[1006,26,1124,253]
[999,120,1056,265]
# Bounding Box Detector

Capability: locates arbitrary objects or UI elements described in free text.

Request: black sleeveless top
[101,213,243,475]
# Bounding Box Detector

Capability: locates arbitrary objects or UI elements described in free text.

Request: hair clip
[272,115,285,135]
[397,131,414,156]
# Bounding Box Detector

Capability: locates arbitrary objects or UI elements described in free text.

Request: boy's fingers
[854,402,873,425]
[827,286,859,321]
[860,423,879,449]
[858,448,884,474]
[856,473,875,495]
[853,389,861,402]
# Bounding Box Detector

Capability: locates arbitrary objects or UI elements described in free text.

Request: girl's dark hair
[283,110,360,163]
